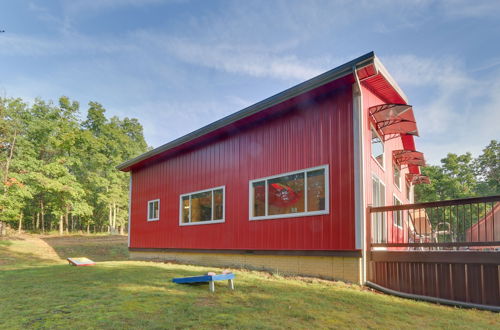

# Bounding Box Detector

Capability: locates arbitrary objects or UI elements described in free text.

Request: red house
[118,52,425,284]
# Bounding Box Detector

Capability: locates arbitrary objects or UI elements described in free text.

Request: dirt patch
[41,235,127,246]
[195,296,219,307]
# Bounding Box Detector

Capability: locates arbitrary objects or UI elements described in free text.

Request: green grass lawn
[0,235,498,329]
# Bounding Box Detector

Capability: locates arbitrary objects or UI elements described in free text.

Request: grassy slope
[0,235,498,329]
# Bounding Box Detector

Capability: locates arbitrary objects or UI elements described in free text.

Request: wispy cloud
[440,0,500,18]
[60,0,173,16]
[133,33,330,81]
[0,32,138,56]
[163,39,324,80]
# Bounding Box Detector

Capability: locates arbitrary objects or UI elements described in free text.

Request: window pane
[393,164,401,189]
[191,191,212,222]
[148,201,158,220]
[252,181,265,217]
[213,189,224,220]
[393,197,402,227]
[268,173,305,216]
[371,128,384,167]
[153,201,159,219]
[372,178,386,243]
[306,169,326,211]
[181,196,190,223]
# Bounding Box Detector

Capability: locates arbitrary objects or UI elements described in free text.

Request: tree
[415,152,477,202]
[475,140,500,195]
[0,96,148,235]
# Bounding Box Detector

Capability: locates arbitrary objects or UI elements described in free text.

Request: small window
[250,165,329,220]
[147,199,160,221]
[393,163,401,190]
[180,186,225,226]
[393,196,403,228]
[371,127,384,168]
[406,182,411,201]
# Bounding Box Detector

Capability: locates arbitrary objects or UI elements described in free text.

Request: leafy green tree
[475,140,500,195]
[0,96,148,235]
[415,152,477,202]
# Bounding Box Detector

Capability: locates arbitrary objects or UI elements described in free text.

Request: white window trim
[249,165,329,221]
[147,199,160,221]
[393,163,402,192]
[370,125,385,171]
[392,194,403,229]
[179,186,225,226]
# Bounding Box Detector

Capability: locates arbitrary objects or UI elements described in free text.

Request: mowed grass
[0,235,498,329]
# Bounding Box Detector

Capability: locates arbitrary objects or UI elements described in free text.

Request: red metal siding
[130,84,356,250]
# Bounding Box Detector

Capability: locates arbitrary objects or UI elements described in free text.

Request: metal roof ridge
[117,51,376,171]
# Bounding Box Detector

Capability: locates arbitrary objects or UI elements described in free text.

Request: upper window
[180,186,225,226]
[393,163,401,190]
[371,127,384,168]
[147,199,160,221]
[250,165,329,220]
[393,195,403,228]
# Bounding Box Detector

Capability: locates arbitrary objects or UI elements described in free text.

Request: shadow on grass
[0,244,58,268]
[40,235,129,262]
[0,235,25,241]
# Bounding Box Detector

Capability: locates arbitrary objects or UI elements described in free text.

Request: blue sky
[1,0,499,164]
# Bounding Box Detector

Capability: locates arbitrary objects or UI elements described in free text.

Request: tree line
[0,97,148,235]
[415,140,499,202]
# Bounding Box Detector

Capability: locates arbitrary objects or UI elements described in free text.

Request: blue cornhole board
[172,273,235,292]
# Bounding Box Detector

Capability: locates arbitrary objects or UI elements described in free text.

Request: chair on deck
[408,209,454,250]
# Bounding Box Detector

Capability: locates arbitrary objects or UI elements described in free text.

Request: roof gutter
[117,51,376,172]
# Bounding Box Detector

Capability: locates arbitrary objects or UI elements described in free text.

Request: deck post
[228,279,234,290]
[209,281,215,293]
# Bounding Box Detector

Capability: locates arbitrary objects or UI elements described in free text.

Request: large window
[372,176,386,243]
[250,165,329,220]
[371,127,384,168]
[180,186,225,226]
[147,199,160,221]
[393,163,401,190]
[393,195,403,228]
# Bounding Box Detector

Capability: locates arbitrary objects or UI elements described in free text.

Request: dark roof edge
[117,51,376,171]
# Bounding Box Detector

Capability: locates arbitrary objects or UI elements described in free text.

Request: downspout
[352,66,367,284]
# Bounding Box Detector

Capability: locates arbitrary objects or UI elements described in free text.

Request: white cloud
[134,34,328,81]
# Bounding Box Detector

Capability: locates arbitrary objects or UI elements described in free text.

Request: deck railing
[369,195,500,250]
